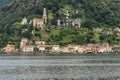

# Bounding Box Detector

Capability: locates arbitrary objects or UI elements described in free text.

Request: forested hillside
[0,0,11,7]
[0,0,120,28]
[0,0,120,48]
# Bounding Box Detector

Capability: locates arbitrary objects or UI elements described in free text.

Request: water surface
[0,53,120,80]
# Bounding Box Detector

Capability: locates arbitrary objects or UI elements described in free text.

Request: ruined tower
[43,8,47,24]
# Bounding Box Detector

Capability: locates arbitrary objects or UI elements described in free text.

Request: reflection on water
[0,54,120,80]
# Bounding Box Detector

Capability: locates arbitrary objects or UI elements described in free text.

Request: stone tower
[43,8,47,24]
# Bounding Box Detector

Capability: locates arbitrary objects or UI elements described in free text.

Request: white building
[37,45,46,52]
[21,17,27,25]
[22,45,34,52]
[114,28,120,32]
[52,45,60,52]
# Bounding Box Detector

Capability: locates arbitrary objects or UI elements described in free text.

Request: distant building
[57,19,61,26]
[32,8,47,30]
[65,10,70,20]
[98,43,113,53]
[78,46,86,53]
[59,47,69,53]
[3,44,16,53]
[35,41,46,45]
[72,19,81,28]
[32,18,44,29]
[114,28,120,32]
[37,45,48,52]
[20,38,28,49]
[116,33,120,37]
[52,45,60,52]
[43,8,47,24]
[22,45,34,53]
[21,17,27,25]
[68,45,80,53]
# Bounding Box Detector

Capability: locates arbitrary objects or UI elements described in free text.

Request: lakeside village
[2,8,120,54]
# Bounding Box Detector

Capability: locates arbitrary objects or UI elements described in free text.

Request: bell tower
[43,8,47,24]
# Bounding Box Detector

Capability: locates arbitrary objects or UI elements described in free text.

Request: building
[35,41,46,45]
[37,45,48,52]
[20,38,28,49]
[43,8,47,24]
[68,45,80,53]
[59,47,69,53]
[52,45,60,52]
[32,18,44,29]
[3,44,16,53]
[72,19,81,28]
[32,8,47,30]
[22,45,34,53]
[78,46,86,53]
[21,17,27,25]
[114,28,120,32]
[98,43,112,53]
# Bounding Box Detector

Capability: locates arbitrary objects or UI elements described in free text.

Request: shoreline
[0,51,120,56]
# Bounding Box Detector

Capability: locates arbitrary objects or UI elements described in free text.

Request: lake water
[0,53,120,80]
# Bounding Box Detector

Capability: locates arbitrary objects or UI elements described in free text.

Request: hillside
[0,0,11,7]
[0,0,120,28]
[0,0,120,48]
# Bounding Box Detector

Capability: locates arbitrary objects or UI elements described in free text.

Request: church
[21,8,47,30]
[32,8,47,30]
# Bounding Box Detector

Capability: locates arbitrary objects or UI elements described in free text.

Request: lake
[0,53,120,80]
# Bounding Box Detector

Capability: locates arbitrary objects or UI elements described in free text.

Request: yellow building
[3,44,16,53]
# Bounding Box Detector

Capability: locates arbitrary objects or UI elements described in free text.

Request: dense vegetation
[0,0,120,48]
[0,0,11,7]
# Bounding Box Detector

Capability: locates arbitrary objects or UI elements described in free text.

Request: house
[52,45,60,52]
[35,41,46,45]
[59,47,69,53]
[91,46,99,53]
[78,46,86,53]
[20,38,28,49]
[84,44,95,53]
[37,45,48,52]
[21,17,27,25]
[22,45,34,53]
[68,45,80,52]
[114,28,120,32]
[117,33,120,36]
[97,43,113,53]
[3,44,16,53]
